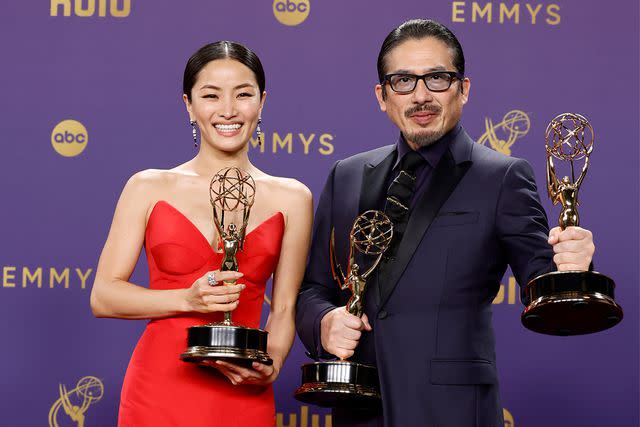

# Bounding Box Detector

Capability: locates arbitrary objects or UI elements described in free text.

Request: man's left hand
[548,226,595,271]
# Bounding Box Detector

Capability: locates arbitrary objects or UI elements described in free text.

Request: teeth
[215,124,241,131]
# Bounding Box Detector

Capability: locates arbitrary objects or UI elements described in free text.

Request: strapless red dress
[118,201,284,427]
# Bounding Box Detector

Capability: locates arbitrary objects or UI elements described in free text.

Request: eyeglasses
[382,71,464,94]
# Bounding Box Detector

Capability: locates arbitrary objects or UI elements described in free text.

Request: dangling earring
[256,118,264,145]
[190,120,198,148]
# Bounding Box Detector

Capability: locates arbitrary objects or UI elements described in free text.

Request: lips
[405,105,441,126]
[410,112,437,125]
[213,122,243,136]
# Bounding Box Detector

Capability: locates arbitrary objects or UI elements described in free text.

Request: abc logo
[503,408,514,427]
[273,0,310,26]
[51,119,88,157]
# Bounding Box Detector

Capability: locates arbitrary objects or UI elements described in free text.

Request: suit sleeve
[296,162,341,360]
[495,158,555,294]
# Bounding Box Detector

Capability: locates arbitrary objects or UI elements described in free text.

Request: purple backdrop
[1,1,638,426]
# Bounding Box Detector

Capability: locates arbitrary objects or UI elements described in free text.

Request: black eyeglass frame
[382,71,465,94]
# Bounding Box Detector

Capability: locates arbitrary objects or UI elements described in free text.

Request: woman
[90,41,313,426]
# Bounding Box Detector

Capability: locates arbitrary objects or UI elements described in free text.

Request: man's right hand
[320,306,372,359]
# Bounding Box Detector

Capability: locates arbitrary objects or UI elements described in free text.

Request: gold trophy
[521,113,623,335]
[181,167,272,367]
[295,210,393,408]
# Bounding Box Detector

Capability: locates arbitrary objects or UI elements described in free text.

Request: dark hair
[377,19,465,83]
[183,41,266,101]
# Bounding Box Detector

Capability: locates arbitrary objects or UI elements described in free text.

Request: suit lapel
[378,131,474,308]
[356,146,395,307]
[331,146,395,297]
[359,146,396,214]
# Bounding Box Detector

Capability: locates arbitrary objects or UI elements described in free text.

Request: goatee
[404,104,444,147]
[405,128,445,148]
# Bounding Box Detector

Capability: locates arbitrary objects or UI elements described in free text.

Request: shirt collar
[394,123,462,170]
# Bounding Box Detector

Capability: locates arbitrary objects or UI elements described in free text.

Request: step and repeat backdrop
[0,1,638,426]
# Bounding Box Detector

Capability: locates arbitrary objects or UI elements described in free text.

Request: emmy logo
[477,109,530,155]
[48,376,104,427]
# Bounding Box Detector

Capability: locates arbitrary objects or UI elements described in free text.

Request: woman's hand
[214,360,280,386]
[183,270,245,313]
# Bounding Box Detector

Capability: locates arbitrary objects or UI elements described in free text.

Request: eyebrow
[199,83,256,91]
[391,66,449,74]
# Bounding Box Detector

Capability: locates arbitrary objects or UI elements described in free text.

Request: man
[296,19,594,427]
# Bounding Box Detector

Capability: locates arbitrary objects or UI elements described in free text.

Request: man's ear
[460,78,470,104]
[375,84,387,112]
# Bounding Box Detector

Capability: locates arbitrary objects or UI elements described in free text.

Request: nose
[411,78,433,104]
[218,96,237,119]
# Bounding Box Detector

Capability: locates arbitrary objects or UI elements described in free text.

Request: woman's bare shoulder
[118,169,190,211]
[126,168,190,191]
[259,173,312,200]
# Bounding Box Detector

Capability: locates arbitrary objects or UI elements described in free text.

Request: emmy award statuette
[521,113,623,335]
[180,167,273,367]
[295,210,393,408]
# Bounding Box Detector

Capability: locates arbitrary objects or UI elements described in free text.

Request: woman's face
[185,58,265,153]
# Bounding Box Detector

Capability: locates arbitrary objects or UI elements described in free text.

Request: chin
[220,144,247,153]
[406,128,445,148]
[211,136,244,149]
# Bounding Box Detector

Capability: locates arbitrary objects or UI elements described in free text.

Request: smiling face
[184,58,265,153]
[375,37,470,148]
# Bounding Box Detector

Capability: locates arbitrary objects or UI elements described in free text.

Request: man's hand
[320,306,372,359]
[548,226,595,271]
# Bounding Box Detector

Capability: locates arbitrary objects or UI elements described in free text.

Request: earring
[190,120,198,148]
[256,118,264,145]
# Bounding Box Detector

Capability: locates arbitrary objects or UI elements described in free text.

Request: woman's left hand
[215,360,279,386]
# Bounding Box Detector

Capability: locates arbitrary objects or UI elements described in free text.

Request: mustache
[404,104,441,118]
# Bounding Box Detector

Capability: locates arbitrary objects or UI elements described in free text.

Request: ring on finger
[207,272,218,286]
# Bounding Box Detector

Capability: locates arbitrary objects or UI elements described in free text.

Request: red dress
[119,201,284,427]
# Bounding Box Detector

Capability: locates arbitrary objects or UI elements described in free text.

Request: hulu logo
[277,406,331,427]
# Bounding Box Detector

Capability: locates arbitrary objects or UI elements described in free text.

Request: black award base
[180,324,272,368]
[521,270,623,336]
[294,361,380,408]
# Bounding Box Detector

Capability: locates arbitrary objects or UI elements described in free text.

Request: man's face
[375,37,470,149]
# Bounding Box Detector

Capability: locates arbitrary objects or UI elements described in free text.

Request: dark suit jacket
[296,128,555,427]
